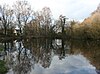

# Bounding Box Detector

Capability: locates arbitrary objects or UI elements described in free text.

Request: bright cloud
[31,54,97,74]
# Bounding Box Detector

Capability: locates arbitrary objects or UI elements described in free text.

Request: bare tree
[33,11,42,36]
[40,7,52,36]
[0,4,14,36]
[13,0,33,36]
[31,7,52,37]
[59,15,66,37]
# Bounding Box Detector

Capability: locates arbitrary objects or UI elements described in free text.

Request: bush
[0,60,8,74]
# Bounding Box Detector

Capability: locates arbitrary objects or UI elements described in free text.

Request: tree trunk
[4,26,7,36]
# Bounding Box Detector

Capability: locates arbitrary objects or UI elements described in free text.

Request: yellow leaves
[91,13,100,25]
[82,17,92,25]
[72,12,100,39]
[73,24,80,29]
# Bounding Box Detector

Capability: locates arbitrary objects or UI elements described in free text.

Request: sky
[30,54,96,74]
[0,0,100,21]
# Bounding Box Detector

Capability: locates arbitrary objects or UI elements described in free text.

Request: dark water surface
[0,39,100,74]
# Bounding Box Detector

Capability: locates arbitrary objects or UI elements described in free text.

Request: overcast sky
[0,0,100,21]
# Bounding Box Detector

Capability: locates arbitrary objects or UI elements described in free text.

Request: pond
[0,39,100,74]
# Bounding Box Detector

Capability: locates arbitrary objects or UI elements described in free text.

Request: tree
[40,7,52,36]
[33,11,42,36]
[91,13,100,25]
[70,20,76,38]
[13,0,33,36]
[59,15,67,38]
[0,4,14,36]
[28,7,52,37]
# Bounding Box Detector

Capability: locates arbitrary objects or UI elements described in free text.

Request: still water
[0,39,100,74]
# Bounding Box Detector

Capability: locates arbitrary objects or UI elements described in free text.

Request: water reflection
[0,39,100,74]
[31,54,96,74]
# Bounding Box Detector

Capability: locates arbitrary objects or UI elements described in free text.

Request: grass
[0,60,8,74]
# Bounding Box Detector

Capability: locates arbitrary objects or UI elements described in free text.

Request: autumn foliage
[70,4,100,39]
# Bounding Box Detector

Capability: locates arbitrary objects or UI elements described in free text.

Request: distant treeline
[0,0,100,40]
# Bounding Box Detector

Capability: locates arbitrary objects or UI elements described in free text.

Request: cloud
[31,54,97,74]
[64,0,100,20]
[0,0,100,20]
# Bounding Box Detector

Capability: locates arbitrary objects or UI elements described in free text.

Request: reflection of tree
[2,39,99,74]
[23,38,70,68]
[12,41,33,74]
[13,51,32,74]
[70,40,100,70]
[0,41,15,74]
[52,39,70,60]
[0,40,14,60]
[13,40,100,72]
[0,41,34,74]
[55,39,65,60]
[23,39,52,68]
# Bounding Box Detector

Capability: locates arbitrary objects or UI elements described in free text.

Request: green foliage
[0,60,8,74]
[0,44,4,51]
